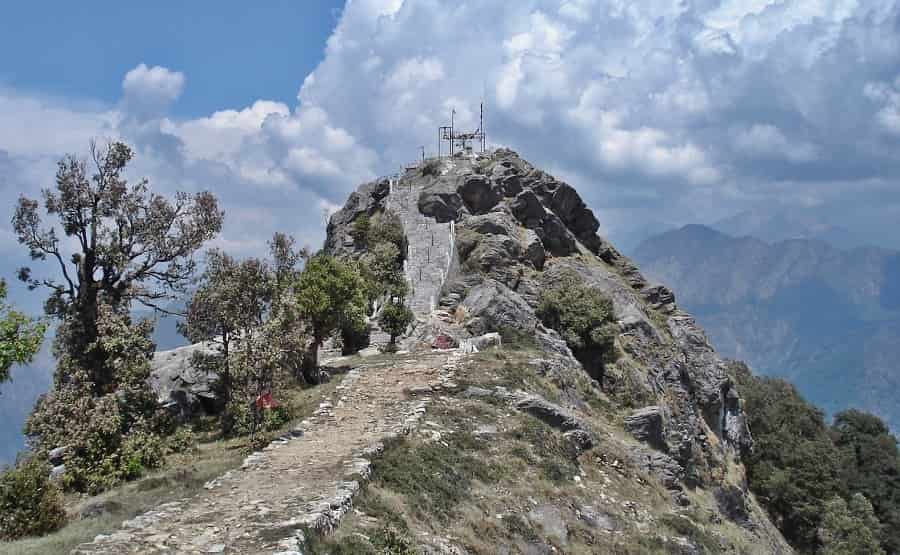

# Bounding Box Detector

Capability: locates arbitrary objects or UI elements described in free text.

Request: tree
[0,280,45,388]
[25,303,164,493]
[294,255,367,383]
[818,494,884,555]
[12,141,223,393]
[367,210,405,251]
[179,251,274,432]
[731,362,845,552]
[535,273,618,383]
[378,301,414,348]
[831,409,900,552]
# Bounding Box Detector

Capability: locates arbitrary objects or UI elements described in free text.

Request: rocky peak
[326,149,755,492]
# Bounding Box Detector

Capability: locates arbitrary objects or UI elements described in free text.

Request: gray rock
[623,406,667,451]
[629,447,684,491]
[576,506,619,531]
[526,505,568,546]
[642,283,676,313]
[521,230,546,270]
[50,464,65,480]
[148,342,220,418]
[418,177,464,222]
[48,445,69,466]
[459,175,501,214]
[510,190,545,228]
[536,214,577,256]
[460,212,517,236]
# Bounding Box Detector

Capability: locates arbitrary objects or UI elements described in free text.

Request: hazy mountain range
[633,224,900,430]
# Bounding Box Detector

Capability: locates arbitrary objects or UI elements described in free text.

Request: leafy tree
[367,210,405,251]
[362,242,408,302]
[0,279,45,387]
[378,301,414,348]
[12,141,223,393]
[25,303,164,493]
[535,273,618,383]
[350,214,370,246]
[731,362,845,552]
[0,454,66,540]
[831,409,900,552]
[294,255,367,383]
[179,251,274,432]
[818,494,884,555]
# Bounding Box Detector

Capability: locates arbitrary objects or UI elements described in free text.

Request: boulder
[418,178,464,222]
[549,183,600,237]
[148,343,221,419]
[521,230,546,270]
[628,447,685,491]
[642,284,676,313]
[498,174,523,197]
[536,214,578,256]
[460,212,517,236]
[459,175,501,214]
[510,190,545,228]
[461,332,502,353]
[623,406,667,451]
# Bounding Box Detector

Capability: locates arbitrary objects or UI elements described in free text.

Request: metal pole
[450,108,455,157]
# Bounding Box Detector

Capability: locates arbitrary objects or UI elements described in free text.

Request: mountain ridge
[634,223,900,431]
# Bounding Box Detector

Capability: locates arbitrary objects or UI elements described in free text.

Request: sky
[2,0,900,464]
[2,0,900,301]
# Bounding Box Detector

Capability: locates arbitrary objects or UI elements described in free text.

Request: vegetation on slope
[731,362,900,554]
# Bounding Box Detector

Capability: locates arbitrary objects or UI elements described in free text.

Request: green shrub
[421,158,442,177]
[367,211,405,251]
[166,427,198,454]
[350,214,371,245]
[536,273,618,384]
[0,456,67,540]
[378,301,414,346]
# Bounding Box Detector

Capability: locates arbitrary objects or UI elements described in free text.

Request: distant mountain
[633,224,900,430]
[712,208,883,250]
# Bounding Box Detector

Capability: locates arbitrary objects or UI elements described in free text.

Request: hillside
[67,150,791,554]
[633,224,900,430]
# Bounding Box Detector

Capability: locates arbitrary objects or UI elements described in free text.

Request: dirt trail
[73,350,461,555]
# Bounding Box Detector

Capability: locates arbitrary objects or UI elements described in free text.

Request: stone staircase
[385,167,456,320]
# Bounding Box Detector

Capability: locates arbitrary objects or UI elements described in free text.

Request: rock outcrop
[321,148,787,551]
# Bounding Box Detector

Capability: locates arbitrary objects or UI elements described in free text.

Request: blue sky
[0,1,345,117]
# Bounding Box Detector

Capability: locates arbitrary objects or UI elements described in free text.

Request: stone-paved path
[386,168,456,317]
[73,351,462,555]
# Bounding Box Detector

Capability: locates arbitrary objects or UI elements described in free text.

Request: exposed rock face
[148,343,220,418]
[323,148,785,548]
[623,406,667,451]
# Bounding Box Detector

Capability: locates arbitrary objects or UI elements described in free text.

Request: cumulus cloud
[4,0,900,287]
[121,64,185,119]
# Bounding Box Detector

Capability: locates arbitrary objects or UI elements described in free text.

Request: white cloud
[4,0,900,273]
[734,124,818,163]
[121,64,185,117]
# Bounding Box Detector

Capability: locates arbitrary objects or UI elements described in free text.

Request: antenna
[419,145,425,162]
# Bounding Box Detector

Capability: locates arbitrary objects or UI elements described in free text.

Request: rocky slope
[323,149,792,553]
[633,224,900,430]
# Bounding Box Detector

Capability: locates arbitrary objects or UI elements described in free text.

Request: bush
[368,211,405,251]
[421,158,442,177]
[378,301,414,346]
[350,214,371,245]
[0,455,66,540]
[535,273,618,383]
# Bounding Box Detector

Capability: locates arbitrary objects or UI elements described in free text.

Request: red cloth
[255,391,279,410]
